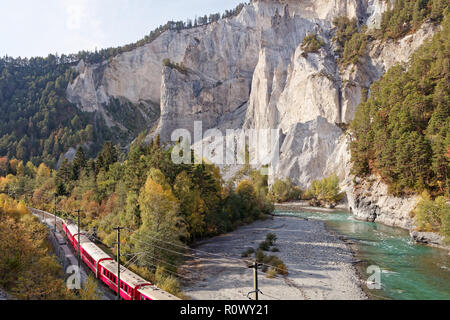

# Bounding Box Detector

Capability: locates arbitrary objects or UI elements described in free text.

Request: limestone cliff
[66,0,439,229]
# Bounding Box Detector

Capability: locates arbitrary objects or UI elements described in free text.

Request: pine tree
[72,146,87,180]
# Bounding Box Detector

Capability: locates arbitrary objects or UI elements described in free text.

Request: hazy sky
[0,0,243,58]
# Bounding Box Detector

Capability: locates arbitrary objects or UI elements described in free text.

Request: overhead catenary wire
[134,250,187,273]
[129,234,199,260]
[33,208,297,279]
[137,258,191,281]
[31,207,284,300]
[127,228,302,277]
[122,250,182,273]
[123,252,144,269]
[123,249,191,281]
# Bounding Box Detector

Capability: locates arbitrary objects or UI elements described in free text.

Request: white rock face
[346,176,420,230]
[66,0,440,229]
[275,117,343,189]
[368,22,439,75]
[155,66,249,142]
[276,47,341,131]
[68,0,366,135]
[366,0,392,30]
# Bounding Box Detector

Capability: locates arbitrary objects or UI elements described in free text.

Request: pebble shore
[181,216,367,300]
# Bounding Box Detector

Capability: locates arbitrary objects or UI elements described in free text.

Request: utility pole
[76,209,81,269]
[113,226,124,301]
[248,261,261,301]
[54,193,57,233]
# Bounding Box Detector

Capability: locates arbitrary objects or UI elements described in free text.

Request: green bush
[266,268,277,278]
[241,247,255,257]
[266,233,277,246]
[332,17,358,54]
[269,178,302,203]
[414,192,450,240]
[258,240,271,251]
[340,27,368,67]
[306,174,343,206]
[248,234,288,276]
[255,249,265,263]
[301,34,325,55]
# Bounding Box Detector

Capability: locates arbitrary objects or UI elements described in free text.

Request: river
[275,210,450,300]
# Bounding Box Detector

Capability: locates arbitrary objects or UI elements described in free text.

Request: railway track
[29,207,179,300]
[29,207,115,300]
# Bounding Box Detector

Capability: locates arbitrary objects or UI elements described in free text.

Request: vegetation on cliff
[332,17,368,67]
[376,0,449,40]
[333,0,449,68]
[0,55,117,167]
[301,33,325,56]
[350,13,449,197]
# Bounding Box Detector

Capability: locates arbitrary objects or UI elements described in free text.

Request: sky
[0,0,243,58]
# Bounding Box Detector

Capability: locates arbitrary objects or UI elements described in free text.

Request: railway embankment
[30,208,113,300]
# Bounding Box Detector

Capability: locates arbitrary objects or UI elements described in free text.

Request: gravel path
[180,216,367,300]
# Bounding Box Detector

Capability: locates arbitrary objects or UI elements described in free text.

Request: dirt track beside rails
[180,216,367,300]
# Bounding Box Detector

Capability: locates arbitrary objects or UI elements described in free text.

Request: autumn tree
[134,176,186,271]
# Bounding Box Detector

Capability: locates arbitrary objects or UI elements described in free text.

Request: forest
[350,7,449,240]
[0,55,116,168]
[350,11,449,197]
[0,135,274,296]
[0,195,102,300]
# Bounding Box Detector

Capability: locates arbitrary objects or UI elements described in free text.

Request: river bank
[274,201,347,213]
[277,210,450,299]
[180,216,367,300]
[275,202,450,253]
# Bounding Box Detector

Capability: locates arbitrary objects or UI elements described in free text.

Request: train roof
[66,223,85,236]
[78,234,92,245]
[82,242,112,262]
[99,260,150,288]
[137,285,180,300]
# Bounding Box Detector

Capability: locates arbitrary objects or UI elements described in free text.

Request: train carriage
[98,260,151,300]
[80,242,113,276]
[63,222,84,248]
[137,284,180,300]
[73,234,91,254]
[61,220,179,300]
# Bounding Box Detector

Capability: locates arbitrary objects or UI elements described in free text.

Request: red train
[62,221,179,300]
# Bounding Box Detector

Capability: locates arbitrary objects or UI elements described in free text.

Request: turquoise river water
[275,210,450,300]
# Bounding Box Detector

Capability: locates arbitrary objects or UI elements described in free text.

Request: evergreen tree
[72,147,87,180]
